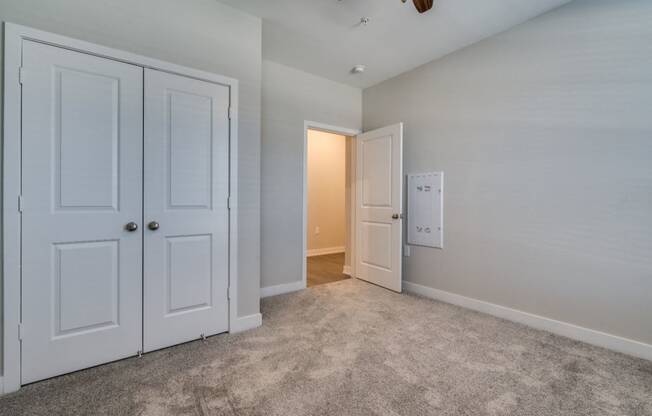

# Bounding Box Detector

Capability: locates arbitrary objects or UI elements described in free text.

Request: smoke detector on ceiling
[351,65,366,74]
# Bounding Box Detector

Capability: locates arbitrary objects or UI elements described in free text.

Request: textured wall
[363,0,652,345]
[0,0,262,376]
[261,60,361,289]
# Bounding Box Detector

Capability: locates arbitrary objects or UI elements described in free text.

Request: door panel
[361,136,393,207]
[166,235,213,315]
[54,241,120,336]
[360,223,393,270]
[21,41,143,384]
[57,68,120,209]
[144,69,230,352]
[355,124,403,292]
[168,91,214,208]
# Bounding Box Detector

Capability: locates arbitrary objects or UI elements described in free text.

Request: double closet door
[20,40,230,384]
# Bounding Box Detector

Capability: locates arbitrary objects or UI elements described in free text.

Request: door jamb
[2,22,240,394]
[303,121,361,289]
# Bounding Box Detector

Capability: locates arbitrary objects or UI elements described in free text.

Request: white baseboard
[230,313,262,334]
[342,265,351,276]
[261,280,305,298]
[306,246,345,257]
[403,281,652,362]
[0,377,4,395]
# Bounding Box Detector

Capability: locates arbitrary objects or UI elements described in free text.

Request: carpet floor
[1,279,651,416]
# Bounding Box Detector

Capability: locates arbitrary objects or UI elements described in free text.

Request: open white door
[355,123,403,292]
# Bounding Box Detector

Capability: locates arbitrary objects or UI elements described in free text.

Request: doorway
[303,122,360,288]
[302,122,404,291]
[306,129,349,287]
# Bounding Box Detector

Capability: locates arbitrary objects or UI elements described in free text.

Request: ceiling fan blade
[413,0,434,13]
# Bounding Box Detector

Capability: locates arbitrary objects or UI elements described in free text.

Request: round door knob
[148,221,160,231]
[392,214,400,220]
[125,222,138,232]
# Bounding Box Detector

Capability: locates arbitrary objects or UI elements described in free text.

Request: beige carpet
[1,279,651,416]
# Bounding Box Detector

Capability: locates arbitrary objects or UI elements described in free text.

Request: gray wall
[261,60,361,289]
[364,0,652,345]
[0,0,262,375]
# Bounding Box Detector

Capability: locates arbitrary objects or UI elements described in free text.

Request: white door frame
[2,22,240,394]
[303,121,361,289]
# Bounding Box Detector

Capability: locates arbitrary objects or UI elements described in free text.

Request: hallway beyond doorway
[307,253,349,287]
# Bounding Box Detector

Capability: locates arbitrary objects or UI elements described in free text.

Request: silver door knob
[148,221,160,231]
[392,214,400,220]
[125,222,138,232]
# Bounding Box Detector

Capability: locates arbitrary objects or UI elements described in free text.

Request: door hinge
[18,323,25,341]
[228,107,232,120]
[18,195,23,212]
[19,67,24,85]
[227,196,231,210]
[227,286,231,300]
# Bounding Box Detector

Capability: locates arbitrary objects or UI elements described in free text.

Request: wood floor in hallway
[307,253,350,287]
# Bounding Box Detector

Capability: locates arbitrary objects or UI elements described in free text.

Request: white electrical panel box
[407,172,443,248]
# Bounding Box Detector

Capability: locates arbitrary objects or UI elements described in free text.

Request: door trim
[302,121,361,290]
[2,22,240,394]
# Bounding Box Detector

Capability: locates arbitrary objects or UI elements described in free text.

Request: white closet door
[143,69,230,352]
[21,41,144,384]
[355,123,404,292]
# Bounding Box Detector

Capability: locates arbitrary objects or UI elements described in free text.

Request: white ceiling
[219,0,572,88]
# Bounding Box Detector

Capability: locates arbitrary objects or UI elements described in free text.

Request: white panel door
[21,41,143,384]
[143,69,230,352]
[355,124,403,292]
